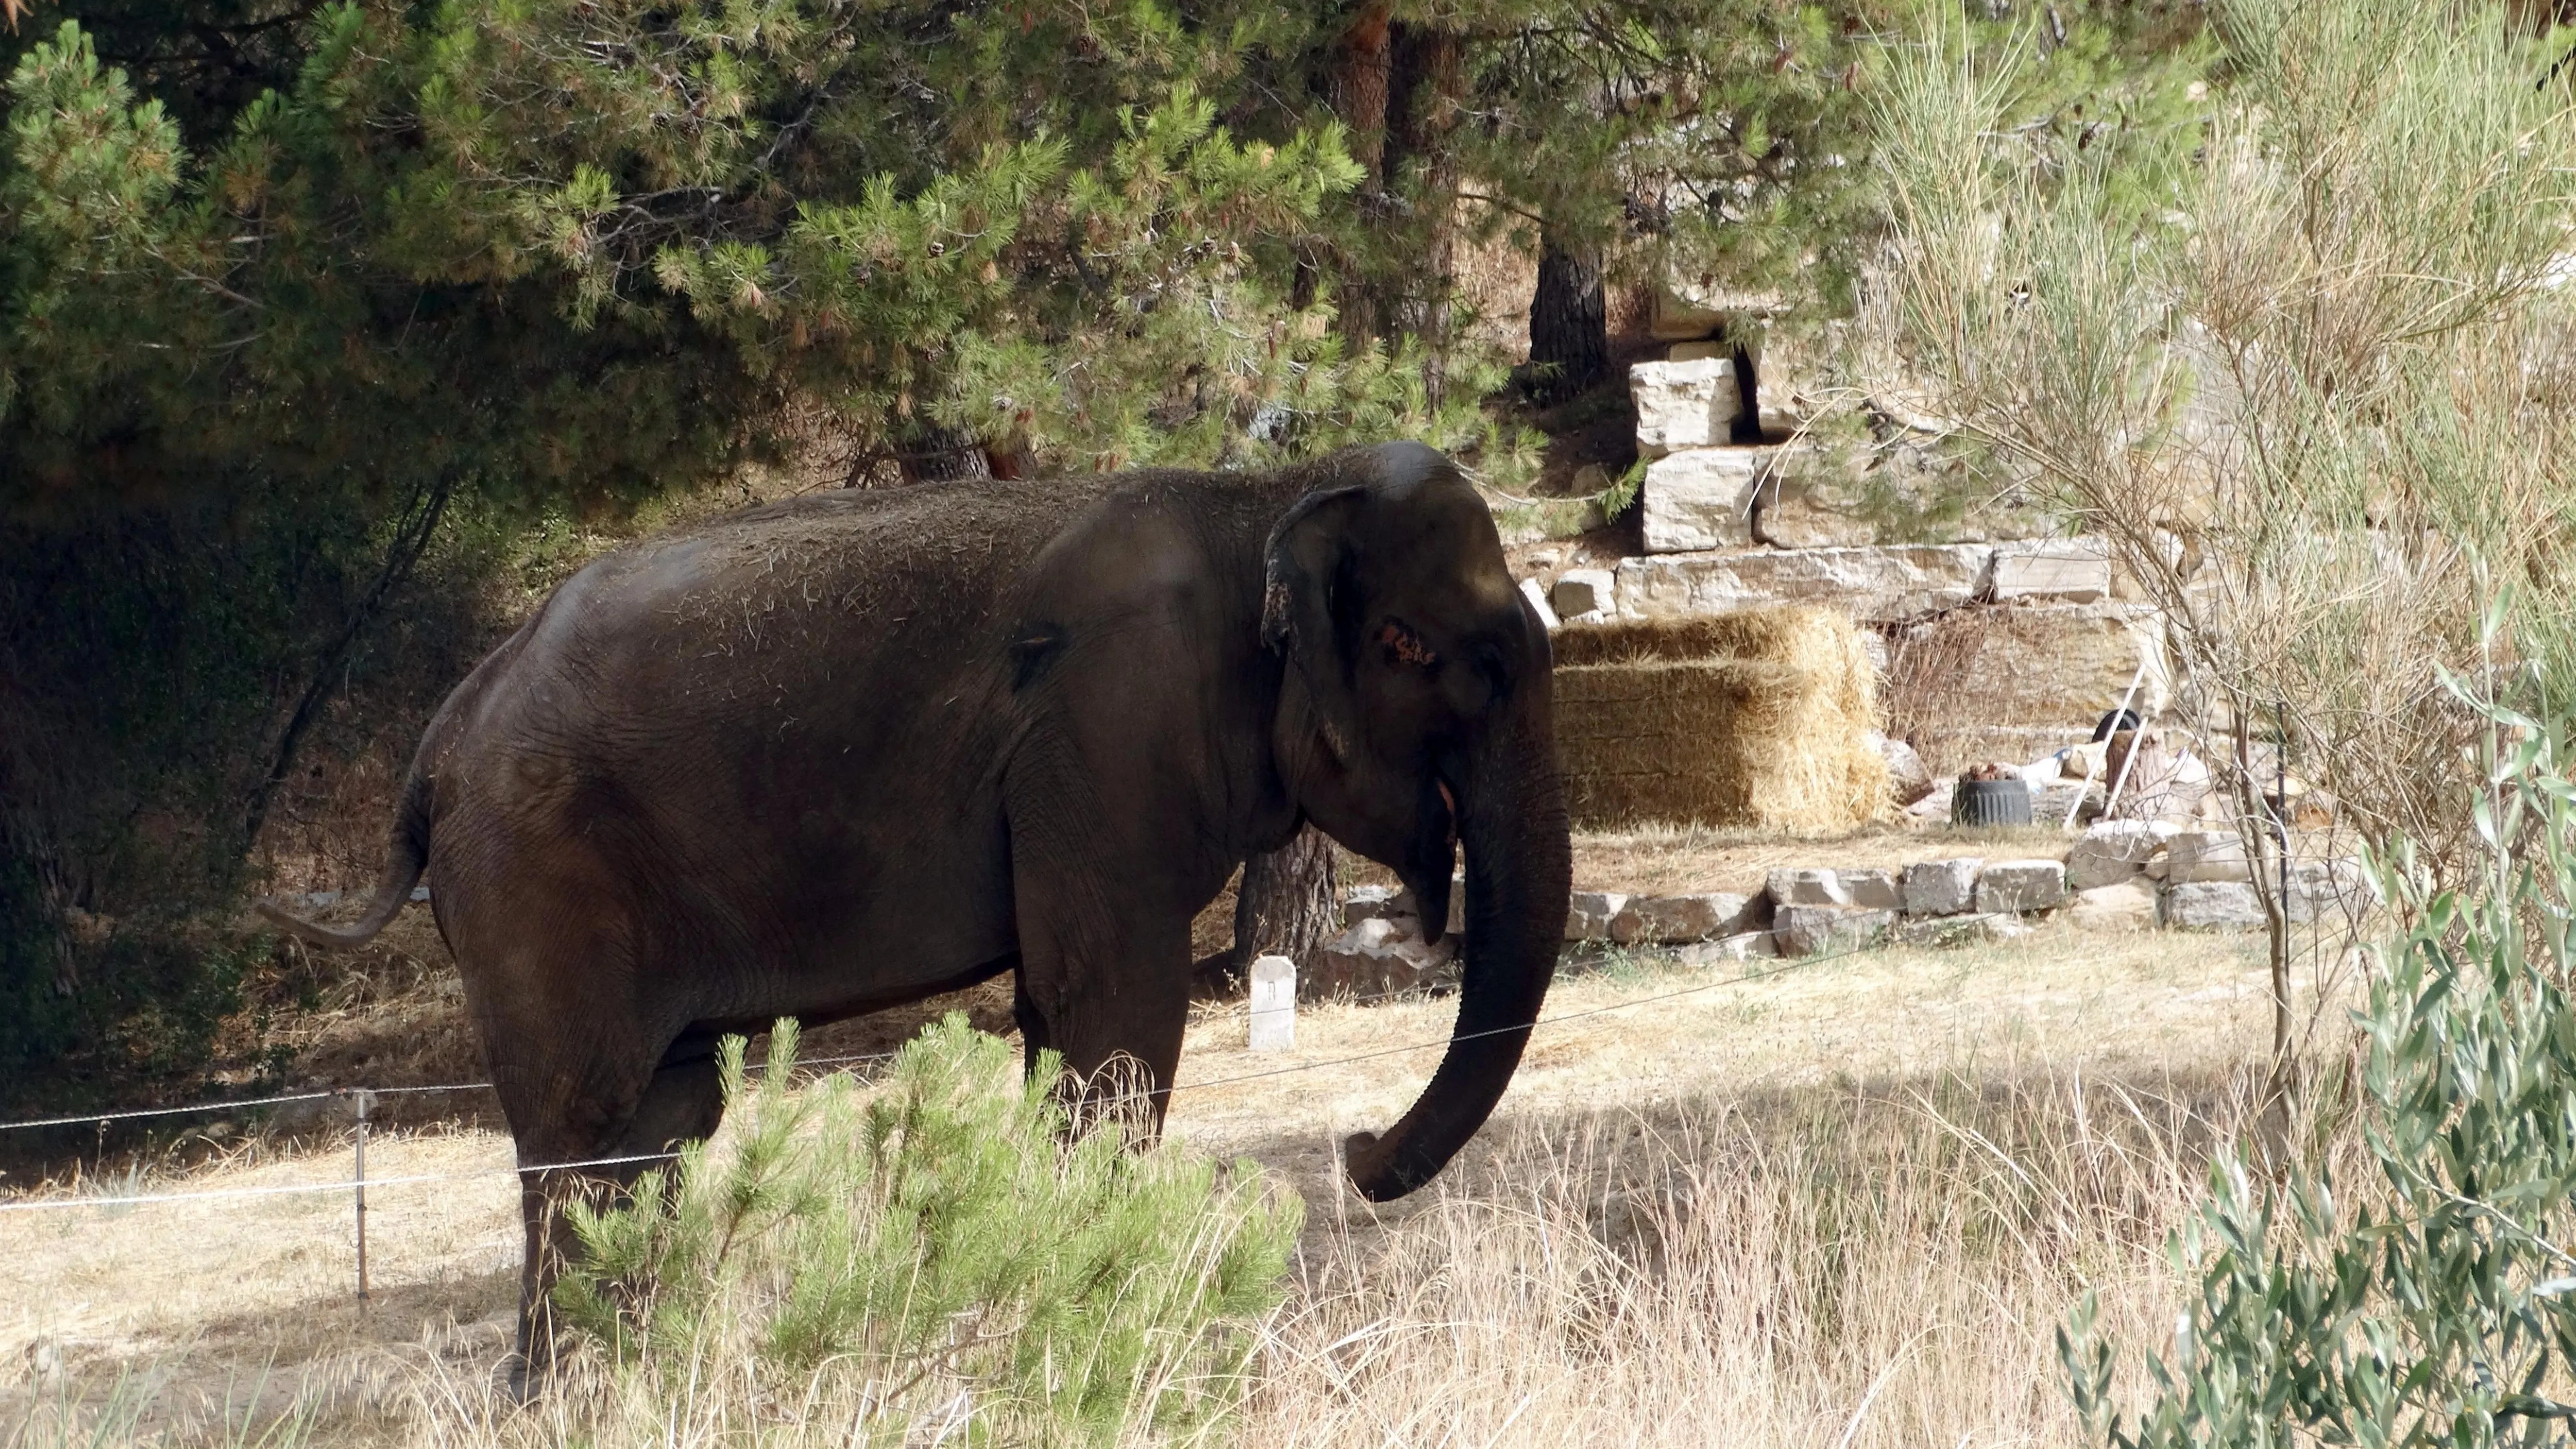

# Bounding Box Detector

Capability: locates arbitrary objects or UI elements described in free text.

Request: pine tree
[0,0,1512,1087]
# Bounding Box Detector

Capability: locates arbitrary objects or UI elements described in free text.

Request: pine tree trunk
[1388,24,1466,406]
[1528,234,1607,402]
[1331,3,1393,181]
[898,423,994,484]
[1231,826,1338,978]
[1327,3,1394,346]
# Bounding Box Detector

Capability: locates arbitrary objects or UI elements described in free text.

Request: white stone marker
[1248,954,1296,1052]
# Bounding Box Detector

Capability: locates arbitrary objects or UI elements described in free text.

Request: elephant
[260,439,1571,1383]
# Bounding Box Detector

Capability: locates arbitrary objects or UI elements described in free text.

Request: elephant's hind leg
[504,1038,722,1399]
[619,1031,727,1160]
[484,999,725,1397]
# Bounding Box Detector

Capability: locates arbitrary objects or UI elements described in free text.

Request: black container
[1952,776,2035,827]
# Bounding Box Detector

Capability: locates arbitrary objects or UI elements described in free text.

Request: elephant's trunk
[1344,700,1571,1201]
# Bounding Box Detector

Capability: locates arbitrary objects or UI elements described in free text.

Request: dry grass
[3,924,2312,1446]
[1877,603,2157,776]
[1554,609,1892,833]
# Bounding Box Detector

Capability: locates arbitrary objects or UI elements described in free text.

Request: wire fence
[0,920,1980,1300]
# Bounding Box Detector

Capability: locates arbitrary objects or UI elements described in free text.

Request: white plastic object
[1247,954,1296,1052]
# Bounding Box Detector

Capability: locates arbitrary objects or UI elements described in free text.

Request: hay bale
[1554,607,1889,832]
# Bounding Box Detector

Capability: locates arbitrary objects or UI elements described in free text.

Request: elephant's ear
[1263,484,1372,758]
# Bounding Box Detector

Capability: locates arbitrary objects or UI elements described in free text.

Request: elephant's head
[1263,441,1573,1202]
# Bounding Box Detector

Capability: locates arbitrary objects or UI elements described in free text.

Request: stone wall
[1526,352,2174,772]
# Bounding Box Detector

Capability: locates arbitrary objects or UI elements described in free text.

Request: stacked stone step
[2065,822,2377,929]
[1303,824,2375,1001]
[1582,355,2172,765]
[1544,829,2372,960]
[1617,361,2140,638]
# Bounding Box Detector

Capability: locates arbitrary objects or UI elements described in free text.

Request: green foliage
[1600,455,1645,518]
[0,0,1505,496]
[1872,0,2576,876]
[2060,675,2576,1446]
[555,1015,1302,1446]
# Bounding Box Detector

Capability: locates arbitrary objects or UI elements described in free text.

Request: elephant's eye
[1376,619,1439,668]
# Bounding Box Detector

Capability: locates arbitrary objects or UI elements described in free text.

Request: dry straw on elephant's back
[1552,608,1888,832]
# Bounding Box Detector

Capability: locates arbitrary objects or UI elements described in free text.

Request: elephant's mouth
[1404,771,1464,945]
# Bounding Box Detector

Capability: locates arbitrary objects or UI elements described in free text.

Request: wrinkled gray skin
[262,441,1571,1386]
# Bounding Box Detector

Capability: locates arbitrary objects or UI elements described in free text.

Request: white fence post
[351,1088,375,1306]
[1248,955,1296,1052]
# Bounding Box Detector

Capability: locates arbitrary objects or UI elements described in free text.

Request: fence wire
[0,919,1977,1220]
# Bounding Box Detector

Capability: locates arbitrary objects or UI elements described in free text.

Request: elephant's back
[630,476,1128,642]
[419,480,1141,984]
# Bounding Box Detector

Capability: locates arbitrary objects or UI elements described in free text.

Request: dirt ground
[1325,820,2076,898]
[0,915,2305,1425]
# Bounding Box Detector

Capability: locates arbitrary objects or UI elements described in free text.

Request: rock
[1552,569,1616,620]
[2031,779,2099,829]
[1638,449,1762,552]
[1517,576,1562,630]
[1903,858,1982,915]
[1389,882,1467,939]
[1676,931,1780,965]
[1341,884,1403,928]
[1874,735,1936,806]
[2069,880,2159,931]
[1774,905,1896,957]
[1616,544,1993,624]
[2164,831,2251,884]
[1896,911,2029,948]
[1650,274,1786,342]
[1309,917,1458,1000]
[1749,457,1883,550]
[1905,781,1958,823]
[1767,868,1850,908]
[1740,321,1845,433]
[2065,821,2176,890]
[1836,868,1905,911]
[1975,859,2068,914]
[1989,538,2113,604]
[24,1338,65,1388]
[1565,890,1631,942]
[1667,338,1729,362]
[2287,859,2379,923]
[1630,357,1743,457]
[2162,881,2264,931]
[1611,892,1760,945]
[1873,602,2168,768]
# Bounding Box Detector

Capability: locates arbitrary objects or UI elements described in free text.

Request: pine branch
[236,471,454,859]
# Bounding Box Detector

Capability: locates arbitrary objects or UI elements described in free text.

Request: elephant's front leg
[1009,858,1198,1131]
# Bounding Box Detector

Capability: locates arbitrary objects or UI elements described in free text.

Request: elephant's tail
[255,769,432,948]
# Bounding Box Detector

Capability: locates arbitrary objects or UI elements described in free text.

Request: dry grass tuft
[1244,1067,2296,1447]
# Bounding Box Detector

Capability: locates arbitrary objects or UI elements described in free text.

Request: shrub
[2061,677,2576,1445]
[553,1014,1302,1447]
